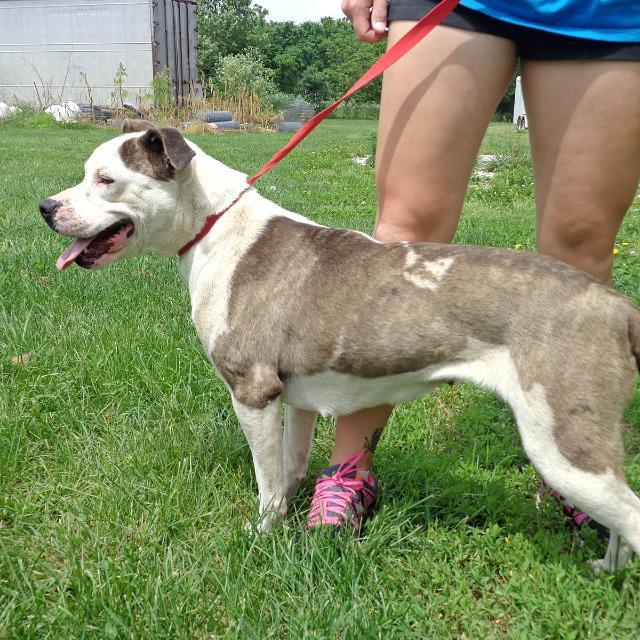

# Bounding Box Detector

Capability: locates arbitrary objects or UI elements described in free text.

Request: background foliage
[197,0,270,82]
[196,1,413,111]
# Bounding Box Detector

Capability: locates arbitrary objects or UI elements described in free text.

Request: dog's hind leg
[552,471,640,572]
[283,406,317,498]
[512,384,640,571]
[232,395,287,533]
[548,472,640,573]
[593,531,634,574]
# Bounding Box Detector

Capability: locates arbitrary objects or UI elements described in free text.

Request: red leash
[178,0,459,257]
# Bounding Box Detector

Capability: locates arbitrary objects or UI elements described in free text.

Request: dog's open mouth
[56,219,134,271]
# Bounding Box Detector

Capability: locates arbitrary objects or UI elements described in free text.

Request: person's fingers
[342,0,388,43]
[346,1,376,41]
[371,0,388,34]
[342,0,368,21]
[352,9,375,40]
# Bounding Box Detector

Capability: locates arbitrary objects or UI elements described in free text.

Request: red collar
[177,185,253,256]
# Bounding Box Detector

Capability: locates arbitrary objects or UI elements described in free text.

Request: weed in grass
[468,135,534,206]
[1,122,639,638]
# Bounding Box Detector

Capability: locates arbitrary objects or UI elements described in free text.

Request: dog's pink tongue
[56,237,94,271]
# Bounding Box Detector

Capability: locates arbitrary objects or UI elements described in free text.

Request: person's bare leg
[523,59,640,283]
[330,405,392,466]
[329,23,517,468]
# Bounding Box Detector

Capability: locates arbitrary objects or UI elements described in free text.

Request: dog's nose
[39,198,61,224]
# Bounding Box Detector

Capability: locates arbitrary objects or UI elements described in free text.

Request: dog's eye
[97,176,115,186]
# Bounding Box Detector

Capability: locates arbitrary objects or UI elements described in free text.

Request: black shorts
[388,0,640,61]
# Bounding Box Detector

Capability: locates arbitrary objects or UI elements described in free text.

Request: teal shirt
[460,0,640,41]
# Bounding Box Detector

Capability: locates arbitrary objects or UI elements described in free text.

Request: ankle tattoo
[363,428,383,455]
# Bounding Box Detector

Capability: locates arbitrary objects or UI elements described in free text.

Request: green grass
[1,120,640,638]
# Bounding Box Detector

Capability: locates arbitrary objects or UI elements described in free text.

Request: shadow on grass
[207,378,636,576]
[280,388,616,575]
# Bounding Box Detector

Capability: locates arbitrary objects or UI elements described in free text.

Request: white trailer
[512,75,527,129]
[0,0,199,106]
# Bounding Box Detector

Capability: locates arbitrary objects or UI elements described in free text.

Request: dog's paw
[244,519,274,534]
[245,502,287,535]
[591,558,612,574]
[244,514,279,535]
[591,538,632,574]
[284,475,305,499]
[590,556,628,574]
[257,516,277,534]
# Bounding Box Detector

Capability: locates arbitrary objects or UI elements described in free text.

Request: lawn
[1,119,640,639]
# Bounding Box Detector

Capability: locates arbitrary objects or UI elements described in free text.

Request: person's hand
[342,0,388,43]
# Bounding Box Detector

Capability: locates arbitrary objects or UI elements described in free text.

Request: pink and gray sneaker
[307,451,377,531]
[540,483,609,540]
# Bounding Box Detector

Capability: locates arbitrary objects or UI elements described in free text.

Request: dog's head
[40,120,196,270]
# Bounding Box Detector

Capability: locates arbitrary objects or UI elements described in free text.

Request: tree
[197,5,387,107]
[261,18,386,105]
[197,0,268,80]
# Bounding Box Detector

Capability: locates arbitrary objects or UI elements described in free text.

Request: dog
[39,120,640,572]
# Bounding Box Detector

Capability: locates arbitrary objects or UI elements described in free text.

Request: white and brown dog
[40,121,640,571]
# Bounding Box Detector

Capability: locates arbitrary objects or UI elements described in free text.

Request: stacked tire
[75,103,110,122]
[200,110,240,130]
[276,121,302,133]
[278,99,313,132]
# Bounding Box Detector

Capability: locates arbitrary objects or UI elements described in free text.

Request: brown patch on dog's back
[211,217,480,391]
[215,216,605,391]
[212,214,640,476]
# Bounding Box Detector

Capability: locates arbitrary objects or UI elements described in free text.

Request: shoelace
[308,451,374,524]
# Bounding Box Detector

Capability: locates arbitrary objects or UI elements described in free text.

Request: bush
[216,49,278,105]
[151,71,173,111]
[266,91,298,112]
[327,101,380,120]
[201,49,287,127]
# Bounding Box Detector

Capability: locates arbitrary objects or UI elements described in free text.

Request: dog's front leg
[283,406,317,498]
[232,395,286,533]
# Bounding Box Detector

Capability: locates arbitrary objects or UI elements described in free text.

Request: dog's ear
[122,118,153,134]
[139,127,195,171]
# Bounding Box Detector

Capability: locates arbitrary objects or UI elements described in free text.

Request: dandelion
[514,243,524,250]
[613,247,620,255]
[621,242,629,247]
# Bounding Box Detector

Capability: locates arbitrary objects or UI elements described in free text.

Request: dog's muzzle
[39,198,61,229]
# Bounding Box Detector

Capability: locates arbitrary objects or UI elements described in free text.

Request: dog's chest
[182,210,271,358]
[189,266,231,353]
[281,368,443,415]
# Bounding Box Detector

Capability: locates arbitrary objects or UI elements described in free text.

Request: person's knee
[542,217,603,250]
[538,216,616,282]
[375,193,461,244]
